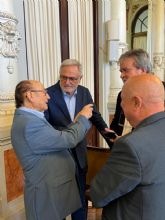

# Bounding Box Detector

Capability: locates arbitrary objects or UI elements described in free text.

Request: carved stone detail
[0,11,21,58]
[0,11,21,74]
[0,92,15,115]
[153,53,165,70]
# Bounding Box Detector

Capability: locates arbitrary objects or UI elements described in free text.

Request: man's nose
[47,93,50,99]
[120,71,125,79]
[65,78,72,83]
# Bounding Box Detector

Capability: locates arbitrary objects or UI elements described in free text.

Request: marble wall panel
[4,149,24,202]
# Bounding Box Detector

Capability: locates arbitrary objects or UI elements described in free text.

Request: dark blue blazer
[45,81,108,169]
[110,91,125,136]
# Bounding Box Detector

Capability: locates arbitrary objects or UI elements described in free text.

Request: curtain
[133,36,147,51]
[23,0,61,87]
[68,0,94,98]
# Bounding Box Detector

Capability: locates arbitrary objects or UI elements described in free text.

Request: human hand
[103,128,118,141]
[74,104,93,121]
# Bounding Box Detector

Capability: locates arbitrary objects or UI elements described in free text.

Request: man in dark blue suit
[110,49,152,137]
[45,59,110,220]
[110,49,165,143]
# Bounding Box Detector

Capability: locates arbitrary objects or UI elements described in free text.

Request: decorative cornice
[0,92,15,115]
[153,53,165,70]
[0,10,21,74]
[0,93,15,103]
[0,137,11,146]
[0,11,18,23]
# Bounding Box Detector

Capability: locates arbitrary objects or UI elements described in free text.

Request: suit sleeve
[84,88,108,131]
[25,116,91,154]
[90,137,141,207]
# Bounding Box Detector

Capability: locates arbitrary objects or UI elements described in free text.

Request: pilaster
[151,0,165,80]
[0,0,26,219]
[107,0,127,119]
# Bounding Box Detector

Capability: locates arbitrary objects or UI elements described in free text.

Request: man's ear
[26,91,33,101]
[133,96,142,108]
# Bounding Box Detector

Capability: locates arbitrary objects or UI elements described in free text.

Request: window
[134,9,147,33]
[131,6,148,49]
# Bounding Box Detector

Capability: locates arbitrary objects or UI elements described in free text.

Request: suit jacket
[11,109,91,220]
[90,112,165,220]
[45,81,108,168]
[110,91,125,136]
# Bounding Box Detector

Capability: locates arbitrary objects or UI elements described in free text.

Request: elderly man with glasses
[11,80,93,220]
[45,59,110,220]
[110,49,152,140]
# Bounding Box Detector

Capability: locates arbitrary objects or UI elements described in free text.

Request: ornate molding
[0,92,15,115]
[0,92,14,102]
[0,11,21,58]
[0,107,15,116]
[153,53,165,70]
[0,11,21,74]
[108,87,121,114]
[0,11,18,23]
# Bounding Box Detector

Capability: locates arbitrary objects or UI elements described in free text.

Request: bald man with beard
[90,74,165,220]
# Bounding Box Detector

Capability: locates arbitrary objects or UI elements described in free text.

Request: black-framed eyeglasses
[60,75,81,82]
[119,67,139,73]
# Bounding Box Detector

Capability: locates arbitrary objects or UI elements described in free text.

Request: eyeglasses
[30,89,48,96]
[120,67,139,73]
[60,75,81,82]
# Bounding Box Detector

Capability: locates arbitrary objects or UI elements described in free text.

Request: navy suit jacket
[45,81,108,169]
[110,91,125,136]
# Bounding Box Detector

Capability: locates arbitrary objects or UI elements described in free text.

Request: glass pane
[135,20,141,33]
[141,17,147,32]
[134,9,148,33]
[139,10,147,21]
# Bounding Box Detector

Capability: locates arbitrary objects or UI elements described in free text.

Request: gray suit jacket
[11,109,91,220]
[90,112,165,220]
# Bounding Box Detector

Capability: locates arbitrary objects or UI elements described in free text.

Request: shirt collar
[62,89,77,97]
[19,107,45,119]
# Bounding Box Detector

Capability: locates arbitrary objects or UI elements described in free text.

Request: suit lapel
[75,87,84,117]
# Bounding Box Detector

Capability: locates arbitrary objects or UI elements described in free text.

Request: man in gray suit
[90,74,165,220]
[11,80,93,220]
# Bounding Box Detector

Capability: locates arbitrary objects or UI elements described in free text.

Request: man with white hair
[45,59,110,220]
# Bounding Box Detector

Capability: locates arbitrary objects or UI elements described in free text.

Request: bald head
[121,74,165,127]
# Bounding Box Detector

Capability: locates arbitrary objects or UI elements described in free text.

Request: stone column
[0,0,27,219]
[107,0,127,119]
[151,0,165,80]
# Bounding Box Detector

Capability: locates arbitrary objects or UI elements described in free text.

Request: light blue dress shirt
[63,90,77,121]
[19,107,45,119]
